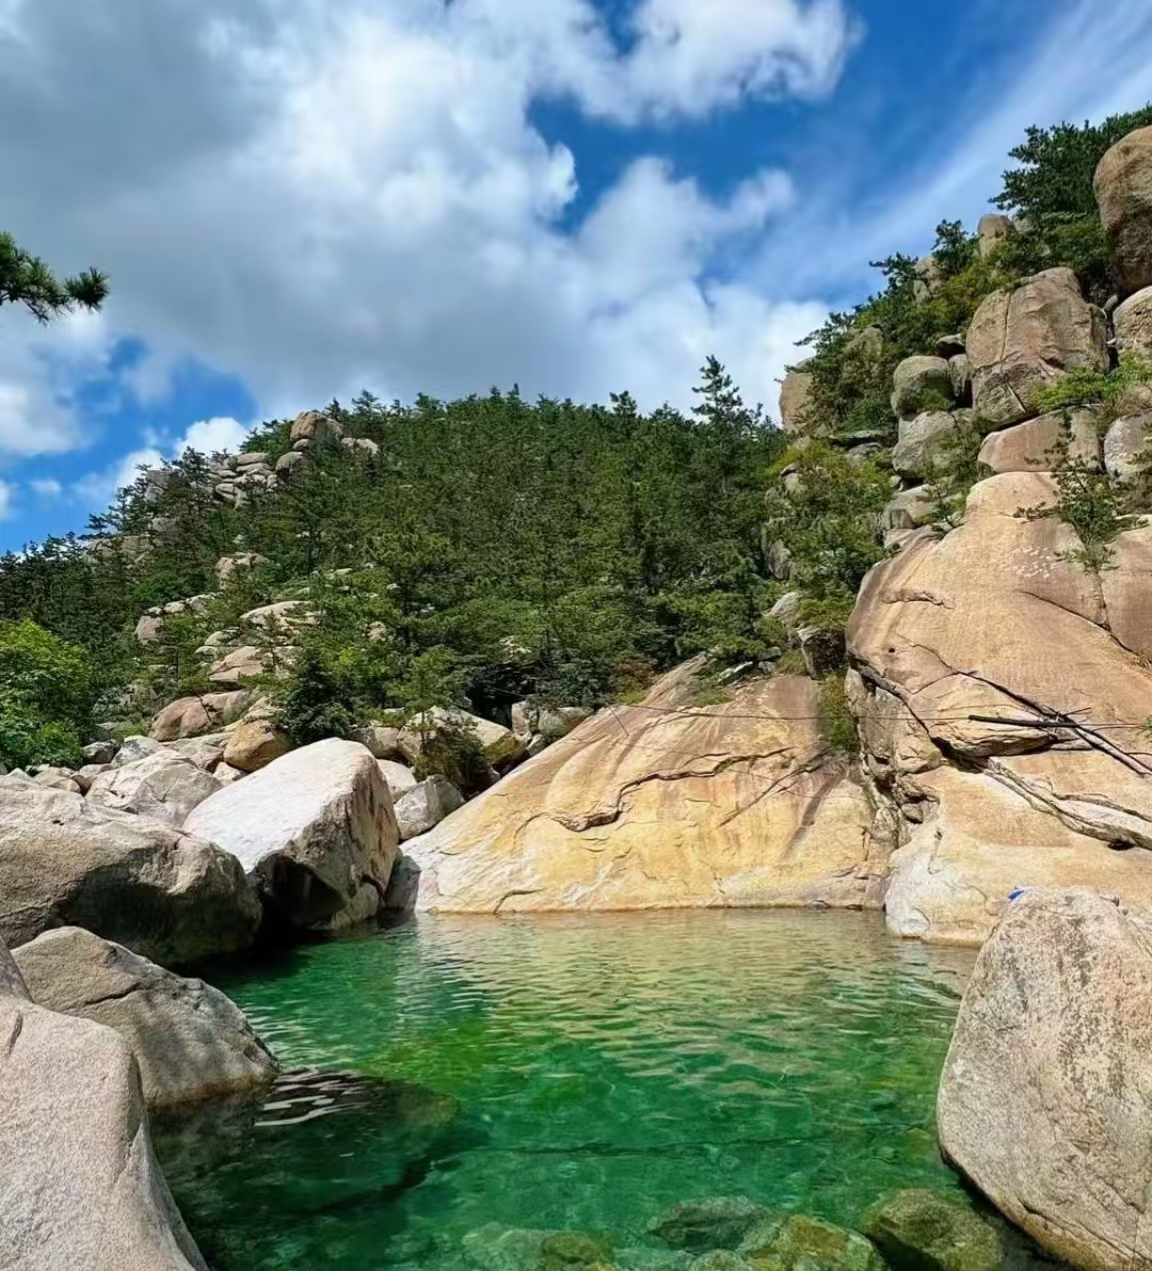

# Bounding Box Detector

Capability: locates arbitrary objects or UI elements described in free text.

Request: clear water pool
[155,910,976,1270]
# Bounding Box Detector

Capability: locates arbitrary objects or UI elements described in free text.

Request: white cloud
[179,416,251,455]
[0,479,13,519]
[0,0,856,444]
[29,478,62,499]
[72,447,164,509]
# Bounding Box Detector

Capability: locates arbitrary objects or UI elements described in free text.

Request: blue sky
[3,0,1152,548]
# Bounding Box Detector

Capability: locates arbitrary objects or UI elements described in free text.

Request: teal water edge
[154,911,976,1271]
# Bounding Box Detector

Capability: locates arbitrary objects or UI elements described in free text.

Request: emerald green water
[156,911,975,1270]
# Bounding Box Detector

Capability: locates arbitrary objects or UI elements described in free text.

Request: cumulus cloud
[0,479,12,519]
[180,416,251,455]
[29,478,62,499]
[0,0,857,449]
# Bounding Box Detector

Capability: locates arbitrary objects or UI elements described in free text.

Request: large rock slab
[1112,284,1152,358]
[87,752,222,826]
[892,411,957,479]
[389,662,889,914]
[891,357,954,420]
[1095,125,1152,296]
[0,935,209,1271]
[0,783,259,963]
[966,268,1108,427]
[938,889,1152,1269]
[848,470,1152,944]
[13,926,277,1108]
[977,408,1100,474]
[184,739,399,930]
[394,774,465,841]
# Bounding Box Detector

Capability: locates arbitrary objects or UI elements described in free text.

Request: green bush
[0,618,98,769]
[818,674,858,757]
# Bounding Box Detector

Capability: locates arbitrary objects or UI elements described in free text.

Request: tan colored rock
[275,449,307,478]
[149,690,250,742]
[948,352,971,403]
[352,724,405,760]
[890,356,953,419]
[977,212,1015,259]
[207,644,295,685]
[1095,124,1152,295]
[241,600,314,630]
[74,763,112,793]
[214,552,269,586]
[33,766,81,793]
[0,782,259,963]
[14,927,277,1108]
[165,732,230,771]
[0,936,209,1271]
[779,365,815,434]
[184,739,399,930]
[1113,285,1152,359]
[510,703,594,743]
[913,253,942,302]
[938,890,1152,1269]
[848,469,1152,944]
[390,662,889,914]
[977,408,1100,473]
[87,753,222,826]
[289,410,343,447]
[400,707,526,770]
[222,719,293,773]
[967,268,1108,427]
[214,761,245,784]
[135,613,164,644]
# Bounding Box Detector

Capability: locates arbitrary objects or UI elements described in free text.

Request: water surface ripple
[159,910,975,1270]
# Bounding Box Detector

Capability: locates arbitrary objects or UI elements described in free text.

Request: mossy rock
[860,1190,1002,1271]
[740,1214,887,1271]
[692,1252,759,1271]
[463,1225,616,1271]
[650,1198,778,1251]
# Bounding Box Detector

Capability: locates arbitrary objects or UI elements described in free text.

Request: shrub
[0,618,98,769]
[818,674,858,757]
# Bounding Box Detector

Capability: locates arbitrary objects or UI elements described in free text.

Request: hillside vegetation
[4,105,1152,772]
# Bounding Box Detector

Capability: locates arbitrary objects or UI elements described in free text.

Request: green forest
[4,105,1152,772]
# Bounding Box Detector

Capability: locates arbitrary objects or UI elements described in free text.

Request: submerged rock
[13,926,278,1108]
[0,935,209,1270]
[650,1197,776,1252]
[741,1214,885,1271]
[937,889,1152,1271]
[860,1190,1003,1271]
[462,1225,616,1271]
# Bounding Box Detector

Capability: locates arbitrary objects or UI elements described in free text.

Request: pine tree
[0,233,108,322]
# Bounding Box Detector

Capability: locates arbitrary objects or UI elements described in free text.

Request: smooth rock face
[392,662,889,914]
[891,357,954,419]
[87,753,222,826]
[977,213,1016,259]
[1095,124,1152,295]
[938,890,1152,1270]
[0,935,209,1271]
[150,691,250,742]
[0,783,259,962]
[977,408,1100,473]
[184,739,399,930]
[222,719,293,773]
[1113,284,1152,357]
[892,411,956,479]
[394,775,465,841]
[13,927,277,1108]
[779,365,815,433]
[848,471,1152,945]
[966,268,1108,427]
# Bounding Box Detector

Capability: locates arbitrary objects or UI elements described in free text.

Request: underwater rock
[649,1197,777,1252]
[739,1214,885,1271]
[860,1190,1003,1271]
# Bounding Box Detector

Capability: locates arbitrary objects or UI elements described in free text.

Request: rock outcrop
[848,469,1152,945]
[966,268,1109,427]
[0,935,209,1270]
[1095,124,1152,296]
[779,365,815,433]
[0,782,260,962]
[938,890,1152,1270]
[13,926,277,1107]
[394,774,465,841]
[184,739,399,930]
[150,691,250,742]
[389,661,890,914]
